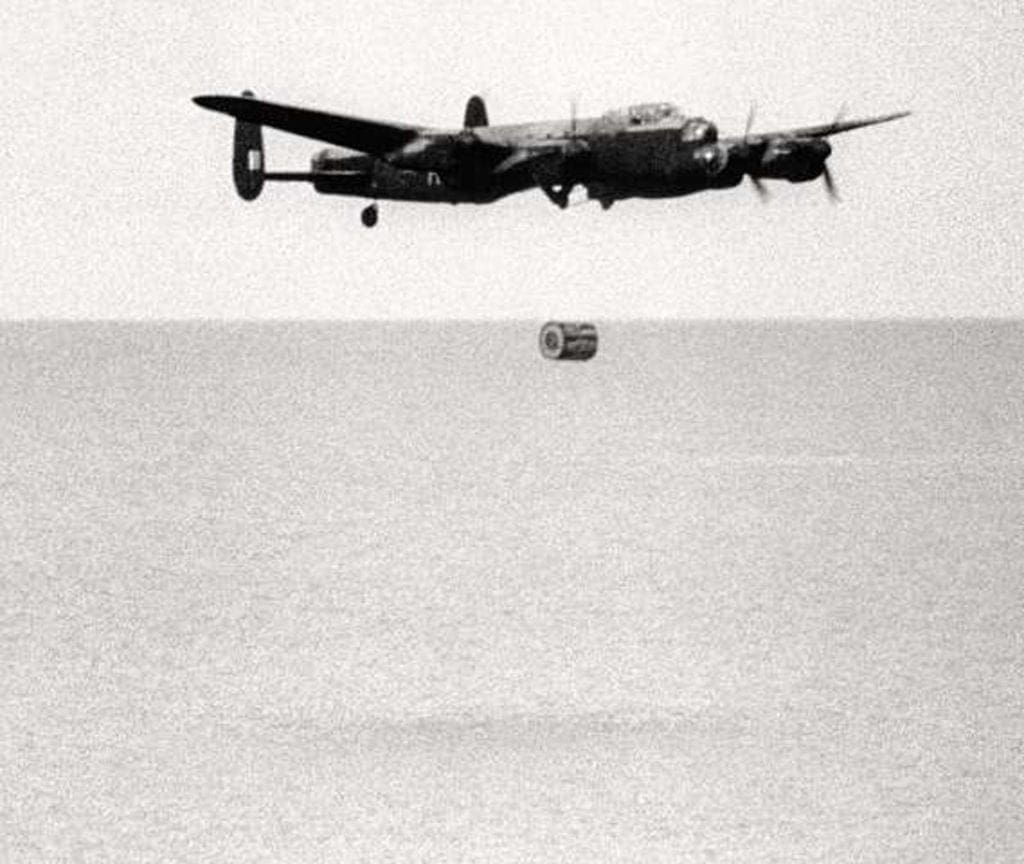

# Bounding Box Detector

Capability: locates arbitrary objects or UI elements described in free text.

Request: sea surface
[2,321,1022,862]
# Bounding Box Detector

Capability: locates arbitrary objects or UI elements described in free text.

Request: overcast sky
[1,1,1021,318]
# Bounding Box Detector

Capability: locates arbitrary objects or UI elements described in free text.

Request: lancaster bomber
[193,91,909,227]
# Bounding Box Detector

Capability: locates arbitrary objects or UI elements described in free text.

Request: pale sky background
[1,0,1021,318]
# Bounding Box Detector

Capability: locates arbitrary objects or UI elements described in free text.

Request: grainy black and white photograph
[3,2,1023,861]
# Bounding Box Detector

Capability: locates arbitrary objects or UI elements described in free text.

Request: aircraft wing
[193,95,424,155]
[737,111,911,143]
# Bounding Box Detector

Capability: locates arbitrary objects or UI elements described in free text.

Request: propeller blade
[744,102,757,140]
[822,164,840,202]
[750,175,769,201]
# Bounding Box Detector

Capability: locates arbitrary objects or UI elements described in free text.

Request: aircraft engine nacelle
[232,91,264,201]
[754,136,831,182]
[539,321,598,361]
[694,143,730,176]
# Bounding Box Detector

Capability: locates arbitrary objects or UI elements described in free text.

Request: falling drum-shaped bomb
[538,321,598,361]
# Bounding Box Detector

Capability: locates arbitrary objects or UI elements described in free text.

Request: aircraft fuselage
[311,116,741,205]
[310,150,535,204]
[194,91,908,224]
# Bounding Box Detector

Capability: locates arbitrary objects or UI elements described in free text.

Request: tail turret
[232,90,264,200]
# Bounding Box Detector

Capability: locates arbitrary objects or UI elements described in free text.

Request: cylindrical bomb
[539,321,598,361]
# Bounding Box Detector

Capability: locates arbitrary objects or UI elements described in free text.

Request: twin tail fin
[232,90,264,201]
[463,95,488,128]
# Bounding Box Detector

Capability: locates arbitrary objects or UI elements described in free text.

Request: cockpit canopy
[603,102,682,126]
[600,104,719,143]
[680,117,718,144]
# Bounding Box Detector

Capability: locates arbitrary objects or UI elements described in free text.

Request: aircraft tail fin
[464,95,488,128]
[232,90,265,201]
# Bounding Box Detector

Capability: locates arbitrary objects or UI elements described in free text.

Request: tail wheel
[361,204,378,228]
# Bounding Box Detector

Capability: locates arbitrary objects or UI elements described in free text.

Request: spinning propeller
[744,102,846,203]
[820,103,846,202]
[742,103,771,201]
[822,164,839,202]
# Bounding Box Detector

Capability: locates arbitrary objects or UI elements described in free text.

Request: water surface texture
[2,321,1022,862]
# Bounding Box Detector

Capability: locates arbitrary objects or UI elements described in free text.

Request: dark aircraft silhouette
[193,91,909,227]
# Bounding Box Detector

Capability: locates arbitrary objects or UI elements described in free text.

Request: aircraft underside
[309,164,536,225]
[311,163,534,206]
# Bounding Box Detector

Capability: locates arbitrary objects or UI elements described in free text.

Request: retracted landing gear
[361,203,378,228]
